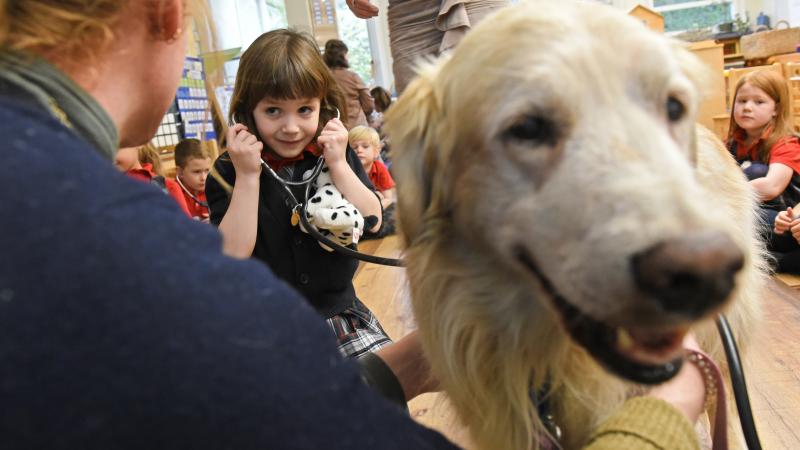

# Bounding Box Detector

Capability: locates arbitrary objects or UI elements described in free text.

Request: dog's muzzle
[514,230,743,384]
[631,231,744,318]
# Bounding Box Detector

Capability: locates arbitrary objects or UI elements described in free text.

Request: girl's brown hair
[727,70,794,163]
[228,29,347,143]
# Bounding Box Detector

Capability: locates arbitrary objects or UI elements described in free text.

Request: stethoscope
[225,107,403,267]
[175,174,209,208]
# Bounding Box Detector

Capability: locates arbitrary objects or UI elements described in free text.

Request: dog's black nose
[631,231,744,317]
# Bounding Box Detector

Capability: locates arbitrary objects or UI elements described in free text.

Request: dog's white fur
[386,2,765,449]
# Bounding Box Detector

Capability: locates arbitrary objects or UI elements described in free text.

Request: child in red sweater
[174,138,211,222]
[349,126,395,209]
[349,126,396,238]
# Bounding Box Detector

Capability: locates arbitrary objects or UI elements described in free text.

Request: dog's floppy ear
[384,61,444,244]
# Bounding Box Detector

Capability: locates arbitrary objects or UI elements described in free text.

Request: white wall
[367,0,395,91]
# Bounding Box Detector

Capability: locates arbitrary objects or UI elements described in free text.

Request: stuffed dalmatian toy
[300,164,376,251]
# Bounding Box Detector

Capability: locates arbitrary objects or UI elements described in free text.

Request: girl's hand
[318,118,349,166]
[774,207,794,234]
[227,123,263,179]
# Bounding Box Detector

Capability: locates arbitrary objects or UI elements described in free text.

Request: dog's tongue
[615,326,687,365]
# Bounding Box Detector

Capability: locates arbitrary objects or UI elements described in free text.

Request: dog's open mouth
[514,246,684,384]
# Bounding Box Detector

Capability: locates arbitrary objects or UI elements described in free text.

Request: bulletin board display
[150,102,181,148]
[177,56,216,141]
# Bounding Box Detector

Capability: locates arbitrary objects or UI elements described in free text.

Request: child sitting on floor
[350,126,395,208]
[349,126,396,238]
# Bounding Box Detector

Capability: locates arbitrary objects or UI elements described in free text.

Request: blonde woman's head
[0,1,214,148]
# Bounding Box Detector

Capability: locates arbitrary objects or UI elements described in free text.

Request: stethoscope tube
[176,175,209,208]
[262,155,404,267]
[298,173,404,267]
[716,315,762,450]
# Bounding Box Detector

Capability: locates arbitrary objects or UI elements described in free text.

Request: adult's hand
[346,0,379,19]
[648,334,706,423]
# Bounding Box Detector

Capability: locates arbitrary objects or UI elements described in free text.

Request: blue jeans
[743,162,769,180]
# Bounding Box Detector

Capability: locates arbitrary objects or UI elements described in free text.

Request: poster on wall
[177,56,216,141]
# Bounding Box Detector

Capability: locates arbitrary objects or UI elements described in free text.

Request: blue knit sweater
[0,97,456,449]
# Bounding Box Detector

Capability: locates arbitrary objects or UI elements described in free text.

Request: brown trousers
[387,0,509,93]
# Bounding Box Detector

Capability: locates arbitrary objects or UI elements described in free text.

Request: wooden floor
[354,236,800,449]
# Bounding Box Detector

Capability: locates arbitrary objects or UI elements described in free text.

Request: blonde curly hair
[0,1,210,66]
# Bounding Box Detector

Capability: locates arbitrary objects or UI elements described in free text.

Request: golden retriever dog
[386,1,765,449]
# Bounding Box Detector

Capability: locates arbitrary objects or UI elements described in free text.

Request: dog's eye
[504,115,559,146]
[666,96,685,122]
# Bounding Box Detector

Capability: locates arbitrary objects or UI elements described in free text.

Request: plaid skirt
[326,299,393,359]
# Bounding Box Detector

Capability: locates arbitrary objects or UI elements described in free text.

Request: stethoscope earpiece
[323,106,340,121]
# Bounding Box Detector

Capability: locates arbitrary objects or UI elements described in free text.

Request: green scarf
[0,51,118,160]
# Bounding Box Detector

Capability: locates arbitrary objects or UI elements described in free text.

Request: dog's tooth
[617,327,634,350]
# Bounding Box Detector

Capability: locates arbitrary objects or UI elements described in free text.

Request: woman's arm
[750,163,794,201]
[216,124,264,258]
[345,0,379,18]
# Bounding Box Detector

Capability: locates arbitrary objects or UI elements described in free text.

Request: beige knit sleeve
[583,397,701,450]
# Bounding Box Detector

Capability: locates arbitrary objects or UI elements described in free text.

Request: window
[208,0,288,85]
[209,0,287,51]
[654,0,733,33]
[335,0,374,85]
